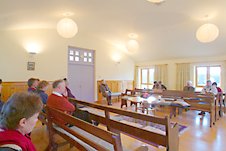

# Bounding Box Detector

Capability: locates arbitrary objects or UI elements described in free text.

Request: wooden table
[127,95,161,112]
[127,95,190,117]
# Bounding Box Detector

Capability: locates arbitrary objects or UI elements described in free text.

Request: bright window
[195,66,221,87]
[140,68,154,89]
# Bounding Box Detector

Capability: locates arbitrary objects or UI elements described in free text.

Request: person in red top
[47,79,93,124]
[0,92,43,151]
[47,79,75,114]
[212,82,222,93]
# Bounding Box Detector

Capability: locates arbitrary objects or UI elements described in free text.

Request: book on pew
[171,99,190,107]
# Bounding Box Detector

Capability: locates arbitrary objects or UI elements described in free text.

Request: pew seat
[54,126,115,151]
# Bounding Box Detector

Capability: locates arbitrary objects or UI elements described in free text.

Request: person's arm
[201,87,206,94]
[211,86,218,95]
[105,84,111,93]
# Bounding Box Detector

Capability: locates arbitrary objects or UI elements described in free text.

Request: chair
[137,100,155,115]
[121,89,134,108]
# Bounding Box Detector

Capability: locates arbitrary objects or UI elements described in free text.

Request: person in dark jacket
[99,80,112,105]
[63,78,75,98]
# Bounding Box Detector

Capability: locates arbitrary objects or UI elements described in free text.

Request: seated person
[99,80,112,105]
[199,80,218,115]
[158,81,167,90]
[0,92,43,151]
[183,81,195,92]
[47,79,92,124]
[212,82,222,93]
[36,80,49,104]
[152,82,163,93]
[152,81,158,89]
[27,78,39,92]
[201,80,218,95]
[63,78,75,99]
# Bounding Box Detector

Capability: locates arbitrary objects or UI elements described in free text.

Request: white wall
[137,56,226,91]
[0,29,135,97]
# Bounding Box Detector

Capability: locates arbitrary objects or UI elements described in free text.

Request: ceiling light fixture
[126,39,139,53]
[196,23,219,43]
[146,0,165,4]
[57,17,78,38]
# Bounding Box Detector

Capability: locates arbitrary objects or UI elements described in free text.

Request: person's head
[158,81,162,84]
[27,78,39,88]
[212,82,217,87]
[37,80,49,91]
[206,80,212,87]
[63,78,69,87]
[52,79,66,94]
[0,92,43,135]
[153,81,157,85]
[101,79,106,84]
[186,81,192,87]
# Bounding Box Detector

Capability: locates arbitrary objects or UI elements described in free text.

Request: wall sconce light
[112,54,121,64]
[25,43,41,54]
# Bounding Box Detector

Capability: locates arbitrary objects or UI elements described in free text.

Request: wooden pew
[69,98,179,151]
[162,90,216,127]
[46,106,123,151]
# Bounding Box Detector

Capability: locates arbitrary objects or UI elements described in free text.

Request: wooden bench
[162,90,216,127]
[45,106,123,151]
[69,98,179,151]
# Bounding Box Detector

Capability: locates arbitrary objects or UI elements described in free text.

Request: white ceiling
[1,0,226,62]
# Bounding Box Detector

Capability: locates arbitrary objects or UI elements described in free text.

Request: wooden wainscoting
[97,80,134,103]
[1,82,53,102]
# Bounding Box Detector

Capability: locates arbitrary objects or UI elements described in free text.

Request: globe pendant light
[126,39,139,53]
[196,23,219,43]
[57,18,78,38]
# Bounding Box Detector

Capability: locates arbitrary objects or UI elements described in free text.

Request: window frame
[195,65,221,88]
[140,68,154,89]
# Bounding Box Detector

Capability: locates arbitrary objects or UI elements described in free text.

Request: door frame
[67,45,96,102]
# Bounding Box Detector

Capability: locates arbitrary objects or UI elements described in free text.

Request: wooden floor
[31,102,226,151]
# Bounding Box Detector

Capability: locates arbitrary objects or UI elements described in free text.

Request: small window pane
[89,53,92,57]
[88,58,92,62]
[210,67,221,86]
[149,69,154,84]
[141,69,148,84]
[84,58,87,62]
[75,51,79,56]
[75,57,79,61]
[141,84,147,89]
[69,56,74,61]
[69,50,74,55]
[84,52,87,56]
[197,67,207,86]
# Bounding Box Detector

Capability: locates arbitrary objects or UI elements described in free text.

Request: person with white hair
[199,80,218,115]
[183,81,195,92]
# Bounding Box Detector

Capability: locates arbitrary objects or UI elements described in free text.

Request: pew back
[69,98,179,151]
[46,106,123,151]
[162,90,215,127]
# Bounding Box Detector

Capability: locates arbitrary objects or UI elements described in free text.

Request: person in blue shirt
[36,80,49,104]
